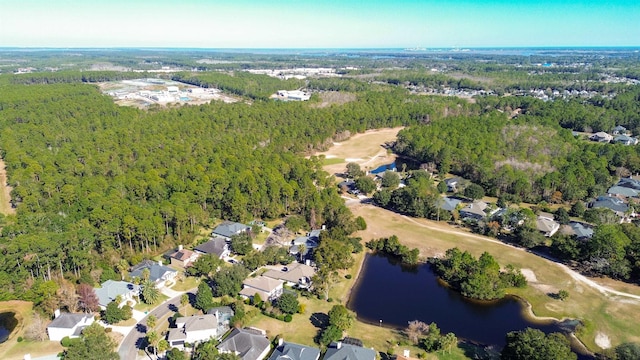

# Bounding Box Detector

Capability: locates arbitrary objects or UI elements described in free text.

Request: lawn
[348,204,640,352]
[0,301,65,360]
[134,294,169,313]
[321,157,346,166]
[171,276,200,292]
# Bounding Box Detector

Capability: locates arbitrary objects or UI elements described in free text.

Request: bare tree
[57,280,79,313]
[405,320,430,345]
[24,312,48,341]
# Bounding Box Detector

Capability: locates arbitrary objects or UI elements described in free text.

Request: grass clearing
[0,301,65,360]
[321,157,346,166]
[171,276,200,292]
[314,127,402,176]
[349,204,640,352]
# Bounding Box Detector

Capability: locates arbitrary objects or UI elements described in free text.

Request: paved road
[118,290,196,360]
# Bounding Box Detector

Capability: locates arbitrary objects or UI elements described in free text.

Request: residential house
[239,276,284,301]
[560,221,594,240]
[129,260,178,288]
[217,328,271,360]
[589,132,613,142]
[268,338,320,360]
[338,180,356,192]
[444,177,462,192]
[590,195,631,220]
[289,229,323,259]
[536,212,560,237]
[206,305,234,332]
[459,201,497,221]
[195,237,230,259]
[613,134,638,146]
[324,341,376,360]
[47,311,94,341]
[167,245,200,268]
[167,314,224,348]
[212,221,251,240]
[263,262,316,289]
[94,280,140,309]
[608,185,639,198]
[617,177,640,191]
[437,197,462,212]
[613,125,628,135]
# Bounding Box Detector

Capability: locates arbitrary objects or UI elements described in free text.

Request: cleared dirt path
[0,155,15,215]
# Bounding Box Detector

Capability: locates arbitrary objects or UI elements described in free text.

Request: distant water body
[1,47,638,57]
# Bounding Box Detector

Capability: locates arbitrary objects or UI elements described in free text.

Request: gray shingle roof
[268,341,320,360]
[129,260,177,283]
[564,221,594,239]
[94,280,139,307]
[213,222,250,239]
[324,342,376,360]
[218,328,271,360]
[176,314,217,332]
[592,196,628,213]
[48,313,92,329]
[617,177,640,190]
[195,238,228,257]
[608,186,639,198]
[438,197,462,212]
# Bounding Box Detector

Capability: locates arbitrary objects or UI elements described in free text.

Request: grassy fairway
[348,204,640,352]
[314,127,403,176]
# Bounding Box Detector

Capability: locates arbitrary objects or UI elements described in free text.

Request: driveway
[118,289,196,360]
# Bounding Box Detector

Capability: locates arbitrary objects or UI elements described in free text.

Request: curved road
[118,290,196,360]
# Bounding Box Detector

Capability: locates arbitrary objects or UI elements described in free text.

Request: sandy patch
[595,332,611,349]
[345,158,363,162]
[520,268,538,282]
[0,155,15,215]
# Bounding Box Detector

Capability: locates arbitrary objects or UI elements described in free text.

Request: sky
[1,0,639,48]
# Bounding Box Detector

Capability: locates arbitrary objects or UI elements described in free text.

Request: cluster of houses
[590,177,640,222]
[589,126,638,146]
[46,220,322,355]
[440,177,595,240]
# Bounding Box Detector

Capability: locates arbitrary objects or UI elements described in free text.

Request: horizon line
[1,46,640,51]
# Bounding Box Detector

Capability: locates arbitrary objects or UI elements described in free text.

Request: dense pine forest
[0,72,470,304]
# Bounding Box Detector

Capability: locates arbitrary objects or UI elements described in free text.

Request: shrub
[17,336,23,342]
[61,336,72,347]
[345,274,352,279]
[284,314,293,322]
[327,298,333,302]
[105,327,113,333]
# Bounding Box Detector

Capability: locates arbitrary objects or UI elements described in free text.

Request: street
[118,290,196,360]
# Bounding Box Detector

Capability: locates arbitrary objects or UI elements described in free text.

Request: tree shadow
[168,303,179,312]
[135,335,148,350]
[136,323,147,333]
[547,292,560,300]
[310,312,329,329]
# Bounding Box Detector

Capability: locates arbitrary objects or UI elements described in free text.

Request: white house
[167,314,221,348]
[239,276,284,301]
[47,311,94,341]
[536,212,560,237]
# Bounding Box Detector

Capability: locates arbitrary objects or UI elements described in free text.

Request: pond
[0,312,18,343]
[348,254,591,357]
